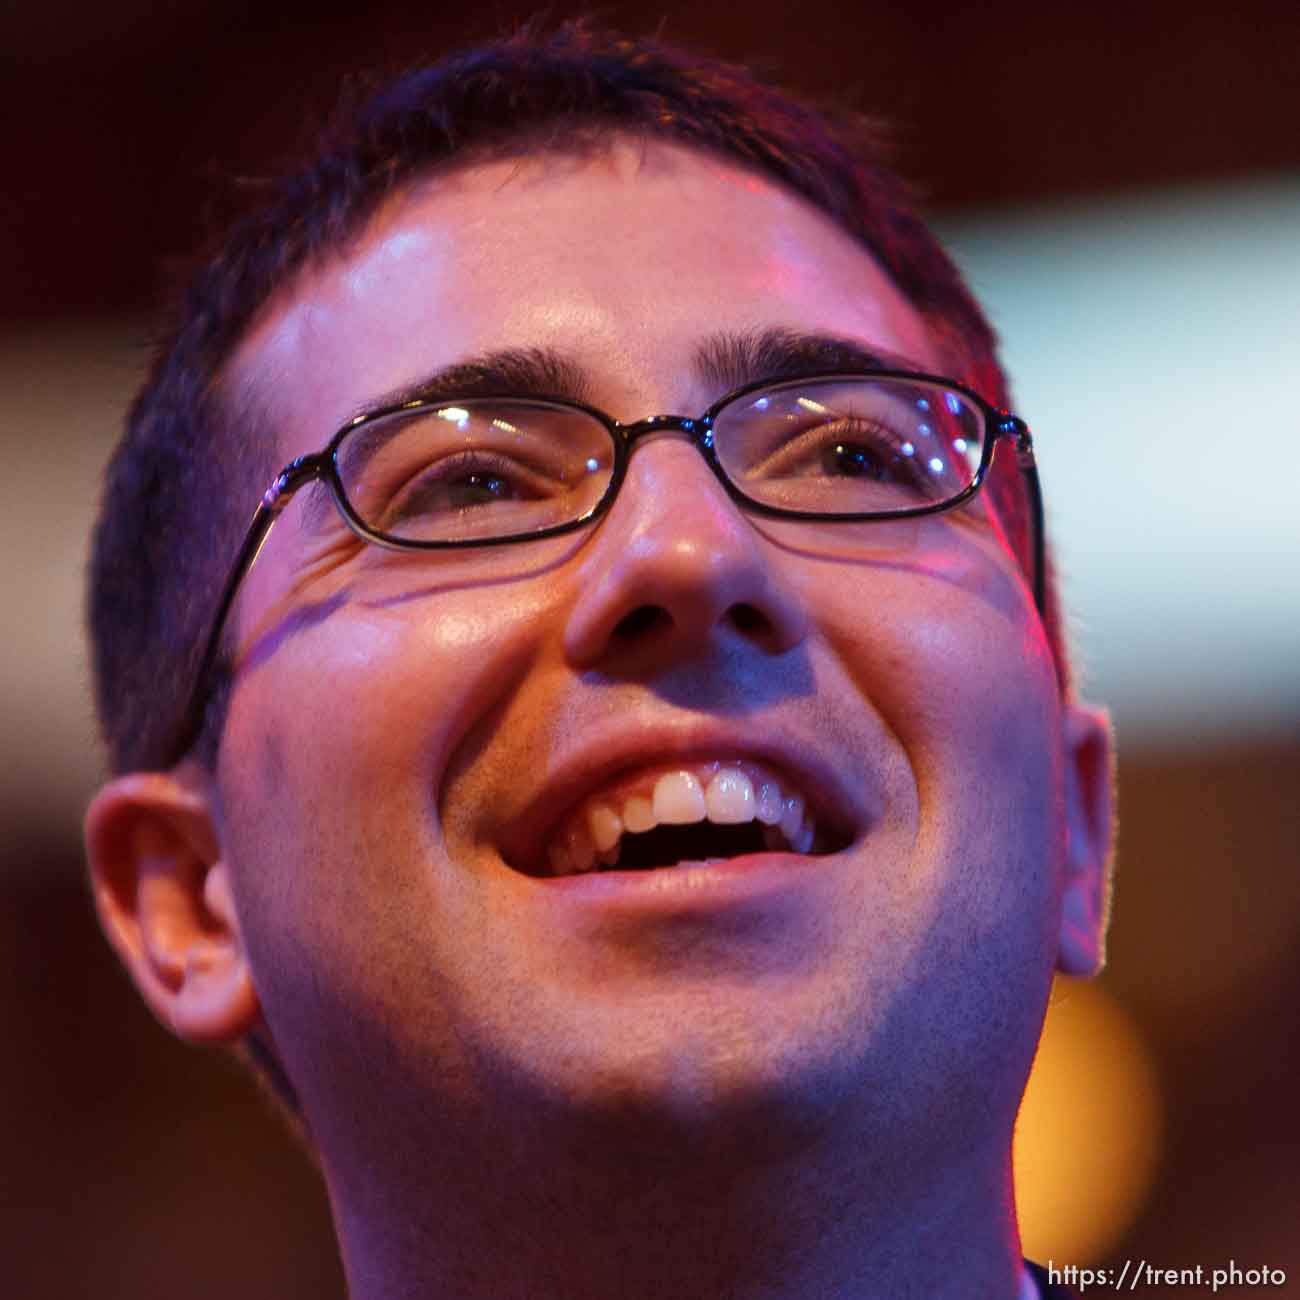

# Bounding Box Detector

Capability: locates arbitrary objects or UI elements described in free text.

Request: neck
[327,1100,1025,1300]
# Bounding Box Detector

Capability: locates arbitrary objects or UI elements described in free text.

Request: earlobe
[1056,704,1116,977]
[84,771,260,1044]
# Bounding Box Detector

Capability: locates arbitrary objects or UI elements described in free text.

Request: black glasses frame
[169,369,1043,766]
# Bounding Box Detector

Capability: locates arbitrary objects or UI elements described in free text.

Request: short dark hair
[88,18,1068,779]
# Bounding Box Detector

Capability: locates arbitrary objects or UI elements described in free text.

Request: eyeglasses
[171,369,1043,764]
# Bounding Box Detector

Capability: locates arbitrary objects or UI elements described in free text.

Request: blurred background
[3,1,1297,1295]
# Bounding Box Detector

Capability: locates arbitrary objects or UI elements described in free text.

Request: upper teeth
[544,763,816,876]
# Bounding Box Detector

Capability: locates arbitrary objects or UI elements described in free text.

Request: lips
[498,744,864,879]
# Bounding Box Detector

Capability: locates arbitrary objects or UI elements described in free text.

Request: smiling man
[84,23,1112,1300]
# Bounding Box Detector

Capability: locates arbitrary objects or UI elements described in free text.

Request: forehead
[231,139,942,458]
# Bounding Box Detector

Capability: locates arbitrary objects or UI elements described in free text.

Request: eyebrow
[348,329,915,421]
[344,347,594,423]
[297,328,920,535]
[691,327,910,393]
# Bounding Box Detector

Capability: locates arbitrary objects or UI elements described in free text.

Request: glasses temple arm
[1000,416,1047,616]
[165,456,320,766]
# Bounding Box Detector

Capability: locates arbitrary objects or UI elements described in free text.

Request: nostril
[611,602,774,646]
[729,603,771,637]
[612,605,670,642]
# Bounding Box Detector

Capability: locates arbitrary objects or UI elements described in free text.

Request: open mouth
[513,760,855,878]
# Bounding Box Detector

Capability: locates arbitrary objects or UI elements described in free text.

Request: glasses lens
[335,399,616,543]
[713,377,987,514]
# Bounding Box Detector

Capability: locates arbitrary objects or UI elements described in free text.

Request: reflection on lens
[714,377,985,514]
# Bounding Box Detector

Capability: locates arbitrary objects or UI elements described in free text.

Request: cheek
[231,546,569,802]
[214,578,574,1127]
[809,547,1064,1086]
[216,577,557,971]
[794,525,1064,926]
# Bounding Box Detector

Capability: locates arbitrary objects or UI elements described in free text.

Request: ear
[84,768,260,1043]
[1056,703,1116,977]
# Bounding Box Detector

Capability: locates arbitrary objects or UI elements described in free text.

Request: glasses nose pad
[616,414,728,494]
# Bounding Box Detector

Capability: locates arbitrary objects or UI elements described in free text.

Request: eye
[382,451,544,525]
[449,470,512,504]
[714,379,987,514]
[817,435,887,480]
[718,405,967,513]
[767,418,925,486]
[337,401,617,544]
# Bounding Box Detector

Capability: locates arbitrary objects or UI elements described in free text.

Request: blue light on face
[953,437,968,454]
[901,441,915,456]
[916,397,931,412]
[918,422,932,437]
[753,397,770,411]
[929,457,945,474]
[585,457,599,473]
[945,392,963,415]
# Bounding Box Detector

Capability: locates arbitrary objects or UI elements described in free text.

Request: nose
[563,431,811,668]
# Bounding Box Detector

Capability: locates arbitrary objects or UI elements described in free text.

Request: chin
[454,983,893,1166]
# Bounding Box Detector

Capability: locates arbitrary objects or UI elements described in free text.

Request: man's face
[218,141,1080,1175]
